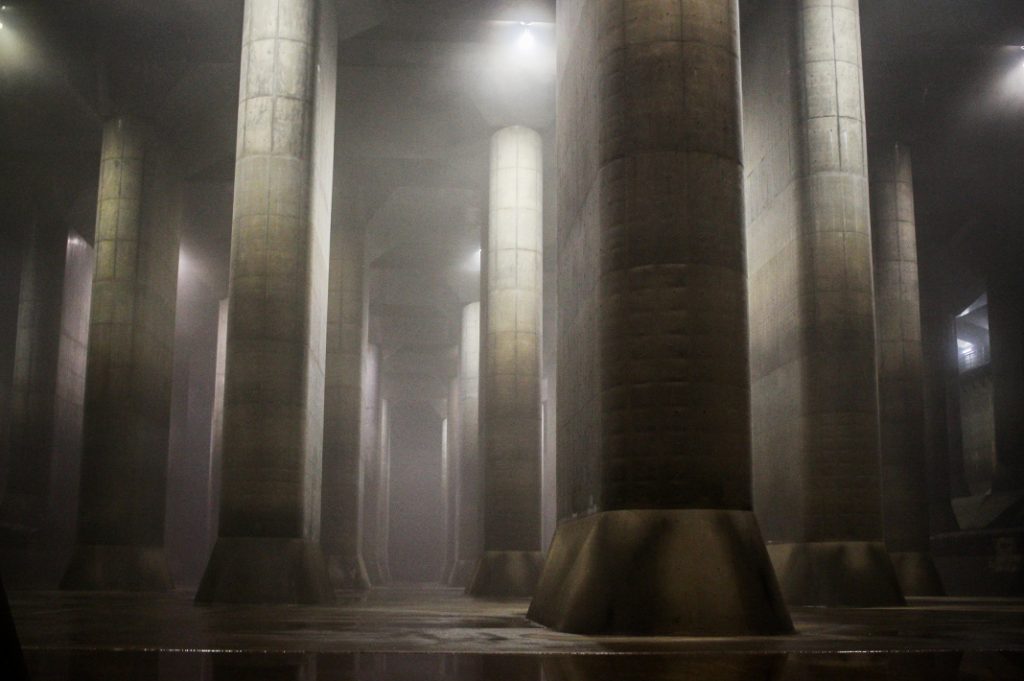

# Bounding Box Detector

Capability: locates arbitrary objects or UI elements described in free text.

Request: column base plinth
[767,541,906,607]
[325,552,370,591]
[195,537,334,604]
[527,509,792,635]
[60,544,173,592]
[890,550,945,597]
[447,558,477,587]
[467,551,543,598]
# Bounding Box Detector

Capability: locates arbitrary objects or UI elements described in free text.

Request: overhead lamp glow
[517,23,535,51]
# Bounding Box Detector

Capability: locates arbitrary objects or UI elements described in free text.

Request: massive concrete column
[61,117,181,591]
[1,221,73,540]
[468,127,545,597]
[196,0,338,604]
[1,222,92,588]
[529,0,791,635]
[743,0,903,606]
[988,277,1024,493]
[448,302,481,586]
[870,142,945,596]
[321,222,369,590]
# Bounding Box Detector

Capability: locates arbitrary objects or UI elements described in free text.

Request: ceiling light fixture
[517,22,535,51]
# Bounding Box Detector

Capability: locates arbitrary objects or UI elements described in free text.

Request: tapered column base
[467,551,543,598]
[325,552,371,591]
[528,509,793,635]
[890,550,945,597]
[447,558,478,587]
[195,538,334,604]
[767,541,906,607]
[60,544,173,592]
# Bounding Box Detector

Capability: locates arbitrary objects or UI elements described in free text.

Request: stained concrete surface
[8,588,1024,679]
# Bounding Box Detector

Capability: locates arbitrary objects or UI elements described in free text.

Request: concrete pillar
[196,0,338,604]
[61,116,181,591]
[529,0,792,635]
[321,222,369,590]
[1,224,93,588]
[743,0,903,606]
[870,142,945,596]
[988,277,1024,492]
[449,302,481,586]
[468,127,545,597]
[1,221,72,540]
[360,343,383,584]
[442,376,460,583]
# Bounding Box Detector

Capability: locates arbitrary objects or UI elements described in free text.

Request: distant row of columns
[0,0,981,634]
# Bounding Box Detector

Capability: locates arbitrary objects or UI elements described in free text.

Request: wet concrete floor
[10,586,1024,679]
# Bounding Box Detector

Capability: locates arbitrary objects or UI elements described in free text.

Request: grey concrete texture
[321,222,369,590]
[199,0,338,603]
[1,221,73,536]
[360,344,384,584]
[529,510,793,635]
[987,278,1024,492]
[1,228,92,589]
[744,0,887,547]
[467,550,544,598]
[450,302,481,587]
[372,398,393,583]
[478,126,544,562]
[443,376,461,583]
[63,115,182,591]
[195,537,333,604]
[889,550,946,598]
[869,142,943,595]
[534,0,791,634]
[767,541,905,607]
[58,545,173,592]
[556,0,752,520]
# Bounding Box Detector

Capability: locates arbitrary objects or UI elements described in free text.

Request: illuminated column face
[468,127,544,597]
[871,143,944,596]
[196,0,338,604]
[60,116,181,591]
[745,0,903,607]
[449,302,481,586]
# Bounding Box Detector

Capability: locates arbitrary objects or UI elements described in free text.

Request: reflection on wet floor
[22,651,1024,680]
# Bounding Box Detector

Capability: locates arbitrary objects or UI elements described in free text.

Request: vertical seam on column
[830,0,844,172]
[266,0,280,330]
